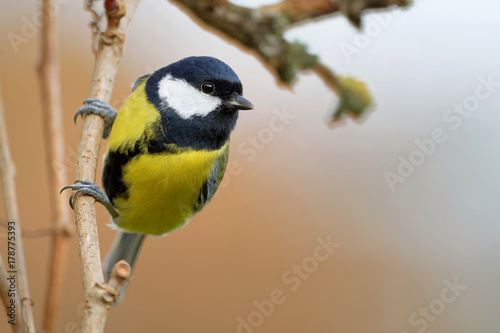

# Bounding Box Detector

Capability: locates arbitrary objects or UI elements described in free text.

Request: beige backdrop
[0,0,499,332]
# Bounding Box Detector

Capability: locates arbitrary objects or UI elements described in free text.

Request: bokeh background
[1,0,499,332]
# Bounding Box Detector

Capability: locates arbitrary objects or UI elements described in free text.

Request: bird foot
[74,98,117,138]
[61,179,119,218]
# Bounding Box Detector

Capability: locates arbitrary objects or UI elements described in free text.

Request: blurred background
[0,0,499,332]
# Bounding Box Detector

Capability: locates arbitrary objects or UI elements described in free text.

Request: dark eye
[201,82,215,95]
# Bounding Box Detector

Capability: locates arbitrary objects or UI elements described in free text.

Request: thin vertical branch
[0,79,36,332]
[72,1,141,332]
[0,80,14,333]
[37,0,74,332]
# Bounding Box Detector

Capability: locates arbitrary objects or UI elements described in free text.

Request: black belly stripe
[103,149,138,202]
[102,139,190,202]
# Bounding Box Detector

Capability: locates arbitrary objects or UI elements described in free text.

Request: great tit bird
[63,56,253,301]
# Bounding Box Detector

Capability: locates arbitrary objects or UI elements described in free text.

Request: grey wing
[194,143,230,213]
[131,73,152,91]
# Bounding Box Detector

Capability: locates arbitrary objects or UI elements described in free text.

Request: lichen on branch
[170,0,409,123]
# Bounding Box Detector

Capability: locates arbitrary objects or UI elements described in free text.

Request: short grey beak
[228,93,254,110]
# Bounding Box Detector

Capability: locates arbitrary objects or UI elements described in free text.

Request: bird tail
[103,231,146,305]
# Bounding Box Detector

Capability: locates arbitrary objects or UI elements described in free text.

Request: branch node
[92,260,131,305]
[108,260,131,291]
[95,283,118,304]
[105,0,126,29]
[21,297,35,328]
[101,31,126,45]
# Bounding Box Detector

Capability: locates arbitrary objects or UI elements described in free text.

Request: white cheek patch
[158,74,222,119]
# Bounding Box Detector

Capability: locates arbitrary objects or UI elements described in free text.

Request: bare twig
[0,82,15,333]
[0,79,36,332]
[72,0,141,332]
[85,0,105,54]
[36,0,74,331]
[106,260,131,301]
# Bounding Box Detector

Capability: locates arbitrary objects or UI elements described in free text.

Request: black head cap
[144,57,252,150]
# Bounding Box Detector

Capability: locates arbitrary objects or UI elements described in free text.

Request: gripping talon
[60,179,119,218]
[74,98,117,138]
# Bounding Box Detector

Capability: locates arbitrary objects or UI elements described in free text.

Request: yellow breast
[112,146,225,236]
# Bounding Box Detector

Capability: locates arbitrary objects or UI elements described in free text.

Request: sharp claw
[60,180,88,194]
[68,195,75,210]
[60,185,74,194]
[74,99,117,139]
[60,179,118,218]
[61,183,79,210]
[62,183,95,210]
